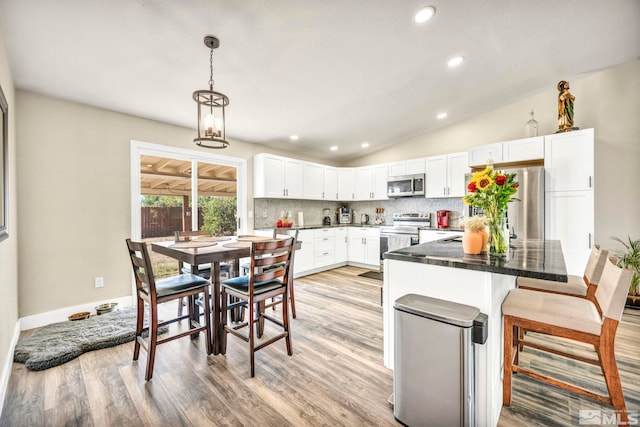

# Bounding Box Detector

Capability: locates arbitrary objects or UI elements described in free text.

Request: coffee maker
[436,210,450,229]
[339,206,352,224]
[323,208,332,225]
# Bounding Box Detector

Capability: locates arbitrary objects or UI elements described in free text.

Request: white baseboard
[0,320,21,418]
[19,295,134,331]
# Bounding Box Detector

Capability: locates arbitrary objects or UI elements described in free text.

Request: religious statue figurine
[556,80,579,132]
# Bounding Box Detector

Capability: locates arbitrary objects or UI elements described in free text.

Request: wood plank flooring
[2,266,639,426]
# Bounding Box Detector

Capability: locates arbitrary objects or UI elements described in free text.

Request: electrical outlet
[262,210,268,218]
[95,277,104,288]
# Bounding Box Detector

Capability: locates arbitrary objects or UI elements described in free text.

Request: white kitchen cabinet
[337,167,355,200]
[314,228,335,268]
[334,227,348,263]
[502,136,544,163]
[254,153,303,198]
[292,229,315,275]
[323,166,338,200]
[354,164,388,200]
[468,142,503,167]
[419,229,462,244]
[348,227,380,268]
[425,152,469,198]
[302,162,324,200]
[545,190,594,276]
[544,128,594,192]
[388,158,426,176]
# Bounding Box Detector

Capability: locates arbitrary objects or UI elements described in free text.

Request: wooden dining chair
[502,256,634,424]
[517,244,609,305]
[220,237,295,377]
[126,239,212,381]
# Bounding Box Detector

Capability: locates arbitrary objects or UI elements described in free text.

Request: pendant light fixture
[193,35,229,149]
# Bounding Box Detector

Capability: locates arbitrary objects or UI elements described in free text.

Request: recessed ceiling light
[447,56,465,67]
[361,142,370,148]
[290,134,299,141]
[414,6,436,23]
[437,113,448,120]
[330,146,338,151]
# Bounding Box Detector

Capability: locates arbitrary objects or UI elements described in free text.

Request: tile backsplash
[253,197,466,229]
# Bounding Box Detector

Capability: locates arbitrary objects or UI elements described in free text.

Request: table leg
[212,262,222,354]
[190,264,201,339]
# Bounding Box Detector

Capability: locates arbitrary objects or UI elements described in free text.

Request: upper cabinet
[425,152,469,198]
[388,158,426,176]
[337,167,355,201]
[254,153,303,198]
[323,166,338,200]
[468,136,544,167]
[302,162,324,200]
[355,164,388,200]
[544,129,594,192]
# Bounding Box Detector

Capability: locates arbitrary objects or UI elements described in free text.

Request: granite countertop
[384,238,568,282]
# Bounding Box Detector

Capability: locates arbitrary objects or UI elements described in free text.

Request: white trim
[19,295,133,331]
[0,320,21,418]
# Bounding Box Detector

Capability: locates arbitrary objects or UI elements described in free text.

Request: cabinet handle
[336,193,338,200]
[588,176,592,188]
[322,191,325,198]
[443,187,446,196]
[588,233,592,248]
[345,237,348,243]
[283,189,286,196]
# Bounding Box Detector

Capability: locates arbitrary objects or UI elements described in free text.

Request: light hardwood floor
[1,266,639,426]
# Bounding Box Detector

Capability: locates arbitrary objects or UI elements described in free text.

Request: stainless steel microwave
[387,174,425,197]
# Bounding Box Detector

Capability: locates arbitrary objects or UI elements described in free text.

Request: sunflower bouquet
[463,166,519,256]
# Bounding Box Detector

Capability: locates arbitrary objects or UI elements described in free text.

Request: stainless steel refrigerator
[466,166,544,240]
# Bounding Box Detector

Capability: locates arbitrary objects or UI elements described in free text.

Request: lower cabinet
[334,227,348,263]
[348,227,381,268]
[292,229,315,275]
[314,228,335,268]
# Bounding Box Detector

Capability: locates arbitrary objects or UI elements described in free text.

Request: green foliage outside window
[202,197,237,236]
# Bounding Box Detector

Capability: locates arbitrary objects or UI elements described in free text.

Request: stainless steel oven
[380,213,430,270]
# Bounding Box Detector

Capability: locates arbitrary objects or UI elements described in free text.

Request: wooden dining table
[151,235,298,355]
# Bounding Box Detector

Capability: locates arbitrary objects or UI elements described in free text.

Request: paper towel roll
[297,211,304,227]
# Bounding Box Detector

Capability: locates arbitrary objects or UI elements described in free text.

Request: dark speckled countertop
[384,238,568,282]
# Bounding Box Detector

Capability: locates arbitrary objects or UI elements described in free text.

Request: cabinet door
[468,142,503,167]
[425,155,447,198]
[388,162,406,177]
[372,164,388,200]
[337,168,355,200]
[302,162,323,200]
[293,230,315,275]
[355,167,374,200]
[406,158,426,174]
[335,234,348,263]
[323,166,338,200]
[545,190,594,276]
[447,152,470,197]
[544,128,594,192]
[284,159,304,198]
[502,136,544,163]
[255,154,286,198]
[364,230,381,266]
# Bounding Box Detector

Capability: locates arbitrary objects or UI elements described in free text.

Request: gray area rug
[358,271,383,281]
[14,307,167,371]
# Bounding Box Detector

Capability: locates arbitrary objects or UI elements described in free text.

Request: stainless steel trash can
[393,293,488,427]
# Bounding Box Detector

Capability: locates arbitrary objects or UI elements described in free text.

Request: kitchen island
[383,238,567,427]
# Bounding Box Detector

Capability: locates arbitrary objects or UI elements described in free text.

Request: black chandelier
[193,35,229,149]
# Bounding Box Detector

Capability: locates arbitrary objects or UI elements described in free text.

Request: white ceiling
[1,0,639,162]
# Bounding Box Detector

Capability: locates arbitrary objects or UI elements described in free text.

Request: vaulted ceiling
[1,0,638,162]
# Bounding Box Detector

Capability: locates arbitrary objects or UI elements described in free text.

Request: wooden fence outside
[141,207,204,238]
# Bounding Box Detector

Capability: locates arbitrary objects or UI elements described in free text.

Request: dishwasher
[393,293,488,427]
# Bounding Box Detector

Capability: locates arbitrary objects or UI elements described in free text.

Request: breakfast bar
[383,238,567,427]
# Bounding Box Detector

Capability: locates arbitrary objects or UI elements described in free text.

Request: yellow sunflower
[470,167,491,182]
[476,175,493,190]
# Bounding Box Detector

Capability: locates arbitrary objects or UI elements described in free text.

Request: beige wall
[0,23,18,391]
[349,59,640,250]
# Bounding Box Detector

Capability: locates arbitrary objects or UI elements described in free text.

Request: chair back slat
[126,239,157,295]
[248,237,294,289]
[595,256,634,321]
[584,244,609,285]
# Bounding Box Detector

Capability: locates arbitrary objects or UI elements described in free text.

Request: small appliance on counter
[339,205,352,224]
[360,213,370,224]
[323,208,332,225]
[436,210,450,229]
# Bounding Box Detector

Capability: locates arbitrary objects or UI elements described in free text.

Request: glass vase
[488,215,509,258]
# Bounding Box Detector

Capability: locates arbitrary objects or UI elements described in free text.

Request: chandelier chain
[209,47,214,89]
